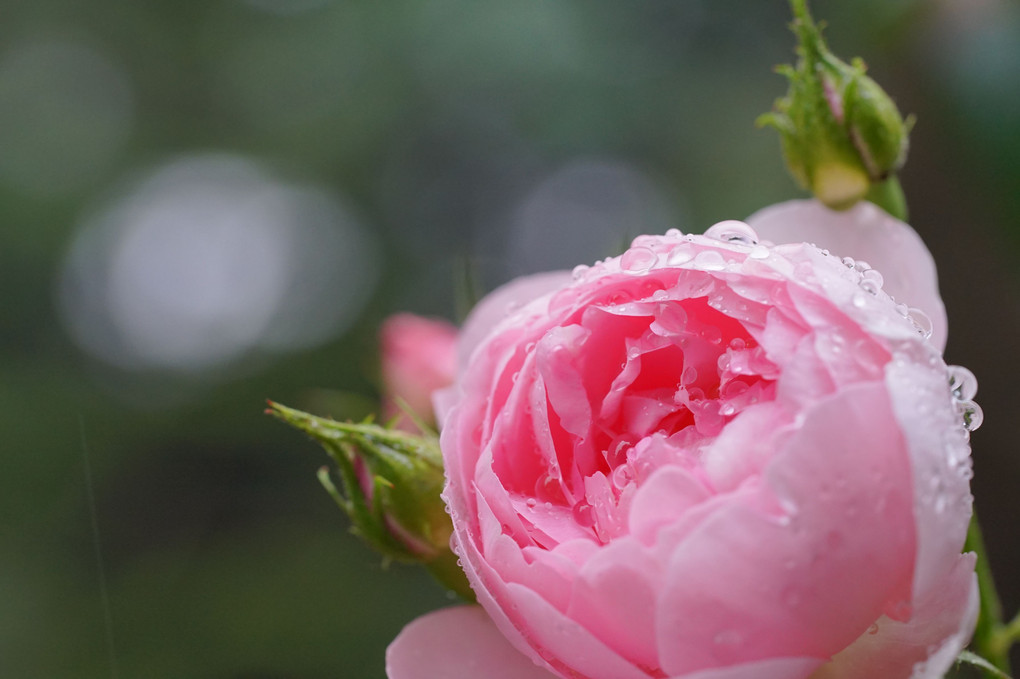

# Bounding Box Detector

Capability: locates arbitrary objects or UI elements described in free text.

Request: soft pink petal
[746,199,947,351]
[885,356,974,603]
[458,271,573,372]
[676,656,823,679]
[809,554,978,679]
[386,606,557,679]
[656,383,915,676]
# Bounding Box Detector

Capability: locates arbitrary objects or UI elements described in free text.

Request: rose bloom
[380,313,459,429]
[388,201,979,679]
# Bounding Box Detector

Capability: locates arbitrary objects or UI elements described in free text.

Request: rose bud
[380,313,458,430]
[267,401,472,600]
[388,206,978,679]
[758,0,913,218]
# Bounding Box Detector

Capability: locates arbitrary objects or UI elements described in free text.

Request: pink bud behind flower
[380,313,458,430]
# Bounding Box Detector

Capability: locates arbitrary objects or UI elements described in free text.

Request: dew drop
[959,400,984,432]
[526,497,538,508]
[895,302,909,317]
[572,501,595,527]
[621,247,657,273]
[948,365,978,402]
[667,244,694,266]
[572,264,590,280]
[704,220,759,245]
[842,256,856,269]
[906,307,933,340]
[611,464,634,490]
[860,278,881,296]
[665,228,683,239]
[862,268,884,288]
[681,365,698,385]
[749,244,770,259]
[867,623,879,636]
[694,250,727,271]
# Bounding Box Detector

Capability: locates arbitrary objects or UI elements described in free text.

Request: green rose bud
[268,401,473,601]
[758,0,913,219]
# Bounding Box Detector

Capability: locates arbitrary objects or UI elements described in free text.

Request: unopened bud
[268,401,473,600]
[758,0,913,218]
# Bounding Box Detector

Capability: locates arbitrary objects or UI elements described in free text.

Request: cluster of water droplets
[839,255,935,342]
[611,221,775,280]
[947,364,983,434]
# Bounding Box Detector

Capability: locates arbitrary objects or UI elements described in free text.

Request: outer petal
[457,271,573,372]
[746,199,947,351]
[809,554,978,679]
[386,606,557,679]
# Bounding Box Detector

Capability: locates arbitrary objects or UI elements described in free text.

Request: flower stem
[865,175,908,221]
[965,512,1014,675]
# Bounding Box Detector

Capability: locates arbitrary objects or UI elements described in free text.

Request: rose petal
[656,383,915,676]
[746,199,947,351]
[808,554,978,679]
[386,606,557,679]
[458,271,574,372]
[677,656,824,679]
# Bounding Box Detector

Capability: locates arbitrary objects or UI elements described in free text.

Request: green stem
[865,174,908,221]
[966,512,1014,675]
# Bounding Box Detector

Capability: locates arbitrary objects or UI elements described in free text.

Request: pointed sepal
[267,400,473,600]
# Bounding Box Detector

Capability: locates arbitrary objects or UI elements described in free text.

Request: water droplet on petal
[907,308,933,340]
[948,365,978,402]
[842,256,856,269]
[665,227,683,239]
[960,400,984,432]
[749,244,770,259]
[611,465,633,490]
[693,250,727,271]
[667,244,694,265]
[572,501,595,527]
[704,220,759,245]
[863,268,884,288]
[860,278,881,296]
[621,246,657,273]
[867,623,880,636]
[572,264,589,280]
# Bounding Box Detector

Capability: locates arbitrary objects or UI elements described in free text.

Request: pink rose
[388,201,979,679]
[380,313,458,429]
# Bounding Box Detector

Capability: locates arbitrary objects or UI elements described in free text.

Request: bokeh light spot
[59,153,379,374]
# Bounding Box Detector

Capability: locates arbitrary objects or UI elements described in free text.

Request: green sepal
[268,401,474,601]
[956,651,1013,679]
[759,0,912,213]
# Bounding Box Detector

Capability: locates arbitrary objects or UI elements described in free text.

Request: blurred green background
[2,0,1018,676]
